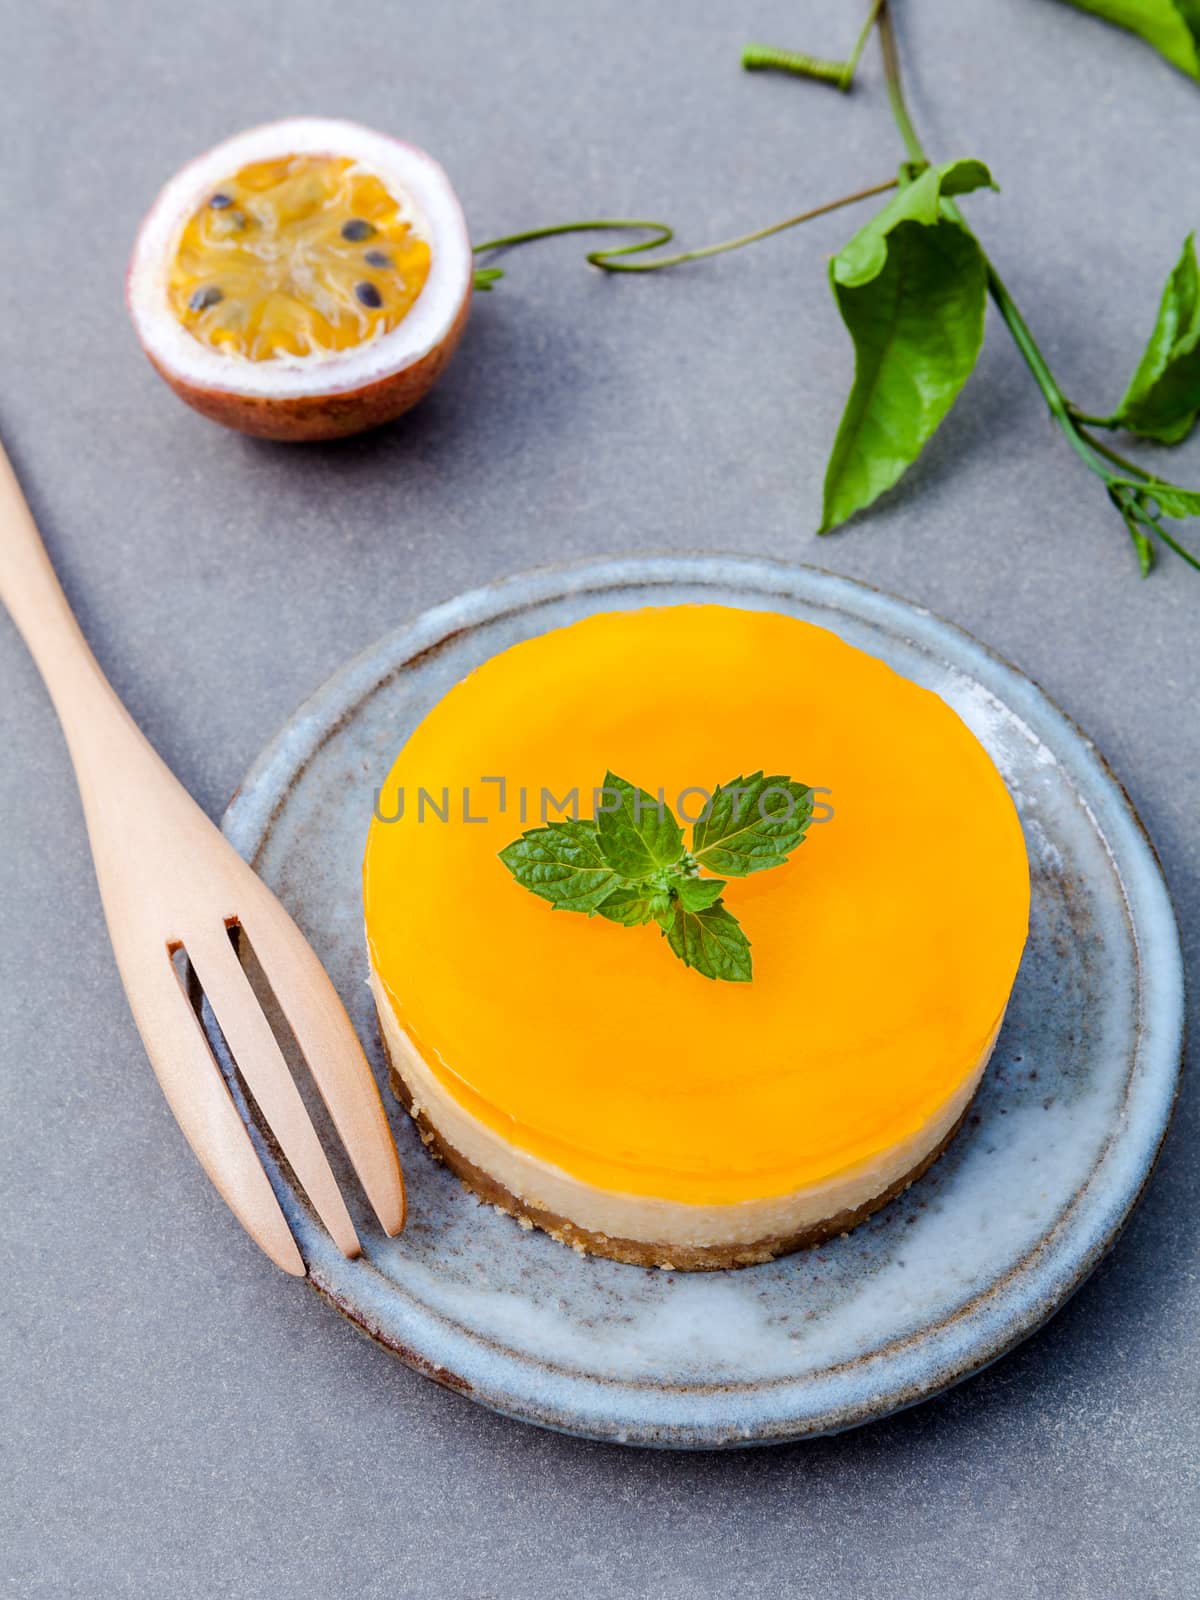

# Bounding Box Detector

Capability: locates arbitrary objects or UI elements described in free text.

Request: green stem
[1093,436,1200,570]
[1076,428,1156,481]
[472,180,898,278]
[473,218,674,257]
[1069,408,1118,430]
[1151,521,1200,571]
[845,0,888,88]
[743,0,884,92]
[877,6,927,168]
[741,44,848,87]
[984,265,1112,482]
[588,179,897,272]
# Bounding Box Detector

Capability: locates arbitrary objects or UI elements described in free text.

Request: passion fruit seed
[206,207,248,240]
[167,154,431,361]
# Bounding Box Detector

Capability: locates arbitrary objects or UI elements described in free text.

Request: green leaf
[675,876,726,912]
[498,820,618,912]
[1143,482,1200,517]
[1056,0,1200,81]
[666,900,753,983]
[1112,476,1200,517]
[833,159,995,289]
[820,161,993,533]
[501,767,810,982]
[1108,485,1157,575]
[1111,235,1200,443]
[595,883,675,928]
[595,771,685,880]
[1131,521,1157,576]
[692,773,813,876]
[1109,479,1200,570]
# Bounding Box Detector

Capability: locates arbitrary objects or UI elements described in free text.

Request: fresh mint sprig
[498,770,813,983]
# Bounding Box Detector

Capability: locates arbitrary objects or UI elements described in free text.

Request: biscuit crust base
[382,1032,970,1271]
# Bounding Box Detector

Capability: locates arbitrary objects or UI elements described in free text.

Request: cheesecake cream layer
[373,968,1002,1255]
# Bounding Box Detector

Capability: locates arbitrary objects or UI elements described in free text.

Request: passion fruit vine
[127,118,473,441]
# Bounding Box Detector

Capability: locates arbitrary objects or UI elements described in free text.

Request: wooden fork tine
[185,926,361,1260]
[131,951,307,1277]
[239,898,406,1237]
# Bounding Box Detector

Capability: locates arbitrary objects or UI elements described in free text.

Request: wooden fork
[0,442,405,1275]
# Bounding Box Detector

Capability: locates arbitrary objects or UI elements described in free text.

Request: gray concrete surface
[1,1,1197,1595]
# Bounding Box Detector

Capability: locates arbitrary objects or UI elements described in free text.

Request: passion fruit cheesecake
[363,605,1029,1269]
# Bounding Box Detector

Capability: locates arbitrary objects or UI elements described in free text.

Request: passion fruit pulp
[169,155,434,361]
[127,119,473,441]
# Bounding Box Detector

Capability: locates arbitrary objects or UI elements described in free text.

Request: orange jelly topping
[363,606,1029,1204]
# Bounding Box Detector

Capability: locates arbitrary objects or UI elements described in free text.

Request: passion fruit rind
[145,286,471,442]
[127,117,473,441]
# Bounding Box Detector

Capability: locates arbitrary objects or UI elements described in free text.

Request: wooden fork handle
[0,441,89,648]
[0,444,230,914]
[0,442,308,1274]
[0,444,151,773]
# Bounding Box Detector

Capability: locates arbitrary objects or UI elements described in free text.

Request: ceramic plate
[217,557,1183,1448]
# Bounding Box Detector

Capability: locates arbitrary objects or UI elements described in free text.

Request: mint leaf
[667,900,753,983]
[595,771,685,880]
[498,819,618,912]
[1057,1,1200,81]
[500,766,811,982]
[675,876,726,912]
[820,160,993,534]
[596,883,675,928]
[1111,235,1200,444]
[692,773,813,876]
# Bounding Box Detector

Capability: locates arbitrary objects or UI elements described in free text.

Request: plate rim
[220,554,1185,1447]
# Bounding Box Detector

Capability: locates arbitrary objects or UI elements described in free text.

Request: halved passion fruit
[127,118,473,441]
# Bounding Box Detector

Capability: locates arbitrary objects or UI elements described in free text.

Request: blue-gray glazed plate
[218,556,1183,1448]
